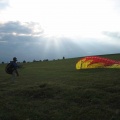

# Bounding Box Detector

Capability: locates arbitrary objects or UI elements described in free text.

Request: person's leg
[12,70,16,81]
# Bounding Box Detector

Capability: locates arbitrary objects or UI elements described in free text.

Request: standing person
[11,57,19,79]
[5,57,19,80]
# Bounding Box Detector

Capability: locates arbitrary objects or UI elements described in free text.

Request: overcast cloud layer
[0,0,120,63]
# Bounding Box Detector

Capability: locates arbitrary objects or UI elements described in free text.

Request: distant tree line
[1,56,65,64]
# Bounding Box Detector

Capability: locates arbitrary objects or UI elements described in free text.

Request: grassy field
[0,54,120,120]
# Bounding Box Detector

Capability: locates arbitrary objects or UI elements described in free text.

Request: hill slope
[0,53,120,120]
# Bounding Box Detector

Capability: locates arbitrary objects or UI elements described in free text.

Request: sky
[0,0,120,62]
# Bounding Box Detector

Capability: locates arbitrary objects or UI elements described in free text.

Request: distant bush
[23,60,26,63]
[43,59,48,62]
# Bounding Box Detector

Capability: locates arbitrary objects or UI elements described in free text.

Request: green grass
[0,53,120,120]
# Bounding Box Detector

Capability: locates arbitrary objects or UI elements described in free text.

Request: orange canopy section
[76,56,120,70]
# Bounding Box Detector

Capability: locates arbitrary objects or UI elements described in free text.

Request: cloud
[0,21,31,34]
[0,21,43,36]
[0,21,45,62]
[0,0,9,10]
[0,21,44,48]
[103,31,120,40]
[0,21,120,63]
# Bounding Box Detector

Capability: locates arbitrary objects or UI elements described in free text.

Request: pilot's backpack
[5,63,14,74]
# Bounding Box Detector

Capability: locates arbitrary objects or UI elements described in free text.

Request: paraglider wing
[76,56,120,70]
